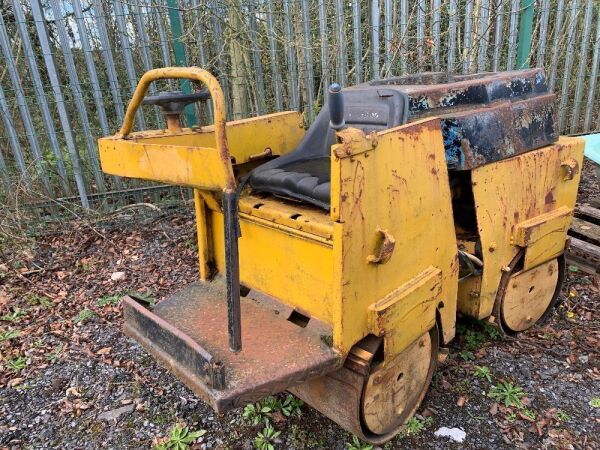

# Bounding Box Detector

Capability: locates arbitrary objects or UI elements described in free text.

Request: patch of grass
[403,416,433,436]
[73,308,95,324]
[346,435,373,450]
[27,294,53,309]
[431,372,441,388]
[590,397,600,408]
[473,365,493,383]
[456,323,468,335]
[464,330,486,350]
[182,239,197,250]
[521,408,536,420]
[152,409,176,426]
[46,344,64,362]
[97,294,121,307]
[489,381,526,408]
[556,410,571,421]
[459,350,475,361]
[289,424,306,446]
[253,423,280,450]
[155,423,206,450]
[0,329,20,342]
[6,356,27,372]
[481,322,501,340]
[1,308,28,322]
[31,338,45,348]
[506,411,517,422]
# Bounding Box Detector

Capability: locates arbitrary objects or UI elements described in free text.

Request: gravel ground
[0,163,598,450]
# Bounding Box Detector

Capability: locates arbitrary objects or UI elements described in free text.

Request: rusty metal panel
[124,277,341,412]
[469,136,584,319]
[440,94,557,170]
[330,119,459,353]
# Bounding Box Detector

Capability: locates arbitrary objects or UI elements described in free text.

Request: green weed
[97,295,121,307]
[46,344,64,362]
[489,381,526,408]
[253,423,280,450]
[243,394,303,425]
[481,322,501,340]
[6,356,27,372]
[346,435,373,450]
[403,416,433,435]
[521,408,536,420]
[154,423,206,450]
[0,329,20,342]
[27,294,53,308]
[459,350,475,361]
[73,308,95,324]
[1,308,28,322]
[243,401,273,426]
[473,365,493,383]
[464,330,486,350]
[279,394,303,417]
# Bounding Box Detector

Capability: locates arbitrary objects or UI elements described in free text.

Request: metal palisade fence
[0,0,599,208]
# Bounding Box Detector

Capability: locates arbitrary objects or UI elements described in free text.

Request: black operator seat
[248,88,410,210]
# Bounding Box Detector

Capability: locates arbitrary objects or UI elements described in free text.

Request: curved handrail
[118,67,235,191]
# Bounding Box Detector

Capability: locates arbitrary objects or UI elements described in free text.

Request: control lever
[328,83,345,131]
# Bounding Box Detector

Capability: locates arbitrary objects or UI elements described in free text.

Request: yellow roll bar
[117,67,236,192]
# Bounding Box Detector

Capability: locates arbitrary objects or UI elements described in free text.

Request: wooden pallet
[567,202,600,275]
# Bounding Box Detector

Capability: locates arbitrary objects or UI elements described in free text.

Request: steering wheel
[142,90,210,115]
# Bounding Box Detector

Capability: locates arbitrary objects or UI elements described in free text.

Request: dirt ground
[0,161,598,450]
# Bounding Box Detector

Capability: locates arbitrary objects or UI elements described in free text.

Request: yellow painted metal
[457,275,482,319]
[210,210,335,324]
[463,136,584,320]
[132,111,305,165]
[514,206,573,269]
[239,195,333,240]
[99,67,582,371]
[368,266,441,356]
[99,112,305,191]
[99,139,229,190]
[501,258,559,331]
[118,67,235,191]
[330,119,459,355]
[194,189,211,280]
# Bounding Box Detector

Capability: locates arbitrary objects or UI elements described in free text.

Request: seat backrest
[343,89,409,134]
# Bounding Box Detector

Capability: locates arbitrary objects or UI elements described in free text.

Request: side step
[123,277,342,412]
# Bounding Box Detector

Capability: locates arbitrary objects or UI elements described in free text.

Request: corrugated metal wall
[0,0,598,207]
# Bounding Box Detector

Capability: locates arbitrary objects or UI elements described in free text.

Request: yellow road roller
[98,67,584,443]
